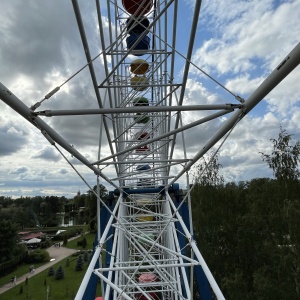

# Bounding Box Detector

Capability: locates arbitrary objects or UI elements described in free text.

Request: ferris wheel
[0,0,299,299]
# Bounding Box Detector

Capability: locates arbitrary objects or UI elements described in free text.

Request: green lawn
[0,262,45,287]
[1,232,101,300]
[1,256,101,300]
[65,233,96,250]
[0,233,95,288]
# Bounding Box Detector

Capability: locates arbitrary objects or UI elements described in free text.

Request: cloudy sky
[0,0,299,199]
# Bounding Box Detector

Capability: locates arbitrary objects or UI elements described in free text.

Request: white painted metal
[1,0,300,299]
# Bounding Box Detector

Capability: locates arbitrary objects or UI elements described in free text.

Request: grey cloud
[0,1,82,86]
[9,166,29,174]
[0,121,28,156]
[58,168,68,175]
[31,146,61,161]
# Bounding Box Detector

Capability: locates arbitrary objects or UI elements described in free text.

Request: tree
[63,235,68,246]
[194,152,224,186]
[55,265,64,280]
[81,237,87,249]
[75,255,84,271]
[65,258,70,267]
[0,219,19,263]
[260,126,300,182]
[85,184,108,221]
[19,285,23,294]
[83,251,89,262]
[48,267,55,277]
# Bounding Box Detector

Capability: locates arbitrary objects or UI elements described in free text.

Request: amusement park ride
[1,1,300,299]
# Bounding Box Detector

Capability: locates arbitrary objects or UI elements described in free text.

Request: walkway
[0,242,78,295]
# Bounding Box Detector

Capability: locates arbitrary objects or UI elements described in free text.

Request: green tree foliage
[0,191,97,228]
[55,265,64,280]
[89,218,96,232]
[83,251,89,262]
[194,152,224,186]
[66,258,70,267]
[81,237,87,249]
[0,196,13,208]
[27,249,50,263]
[63,235,68,246]
[191,128,300,299]
[0,219,19,263]
[74,192,87,209]
[19,285,23,294]
[260,126,300,182]
[48,267,55,277]
[85,184,108,221]
[75,255,84,271]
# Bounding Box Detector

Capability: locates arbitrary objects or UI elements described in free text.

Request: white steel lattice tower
[1,1,300,300]
[92,1,206,299]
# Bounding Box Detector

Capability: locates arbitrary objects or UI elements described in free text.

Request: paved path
[0,242,78,295]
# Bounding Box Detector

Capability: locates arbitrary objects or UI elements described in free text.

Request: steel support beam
[36,104,240,116]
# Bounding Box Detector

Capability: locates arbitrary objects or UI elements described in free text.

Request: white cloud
[0,0,299,199]
[193,0,300,76]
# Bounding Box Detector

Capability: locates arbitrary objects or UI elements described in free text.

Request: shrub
[55,265,64,280]
[77,237,87,248]
[63,235,68,246]
[75,255,83,271]
[81,237,87,248]
[89,219,96,232]
[48,267,55,277]
[83,251,89,262]
[26,249,50,263]
[19,285,23,294]
[40,240,52,248]
[0,250,27,277]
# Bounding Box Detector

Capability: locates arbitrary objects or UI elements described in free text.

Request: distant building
[18,232,45,242]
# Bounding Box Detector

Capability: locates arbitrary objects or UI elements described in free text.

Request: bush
[19,285,23,294]
[77,237,87,248]
[75,255,83,271]
[83,251,89,262]
[55,265,64,280]
[89,219,96,232]
[26,249,50,263]
[48,267,55,277]
[63,235,68,246]
[81,237,87,248]
[0,250,27,276]
[40,240,52,248]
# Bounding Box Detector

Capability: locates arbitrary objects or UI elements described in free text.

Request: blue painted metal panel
[82,233,100,300]
[175,198,213,300]
[82,199,116,299]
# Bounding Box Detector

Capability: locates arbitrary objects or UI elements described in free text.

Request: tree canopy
[192,127,300,299]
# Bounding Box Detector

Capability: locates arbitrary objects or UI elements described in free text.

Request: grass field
[66,233,96,250]
[0,262,45,288]
[1,256,101,300]
[1,233,101,299]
